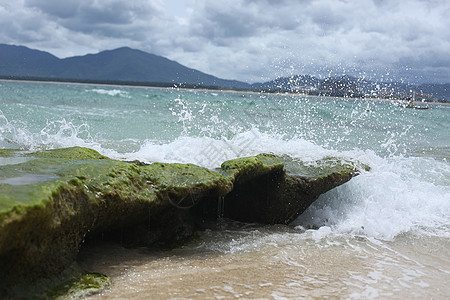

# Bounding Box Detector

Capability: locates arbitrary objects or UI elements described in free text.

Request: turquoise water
[1,81,448,159]
[1,80,449,298]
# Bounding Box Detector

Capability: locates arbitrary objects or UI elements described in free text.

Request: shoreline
[1,78,449,105]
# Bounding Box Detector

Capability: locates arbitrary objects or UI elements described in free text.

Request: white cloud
[1,0,449,83]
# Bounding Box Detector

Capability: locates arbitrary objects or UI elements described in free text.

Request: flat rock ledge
[0,147,368,298]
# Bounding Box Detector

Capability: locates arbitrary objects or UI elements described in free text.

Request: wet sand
[80,226,450,299]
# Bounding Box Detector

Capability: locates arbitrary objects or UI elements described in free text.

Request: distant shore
[1,77,448,105]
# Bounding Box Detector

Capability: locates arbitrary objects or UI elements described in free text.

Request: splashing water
[1,81,449,299]
[1,81,448,240]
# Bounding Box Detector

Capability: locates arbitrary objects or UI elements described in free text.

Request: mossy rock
[52,272,110,300]
[220,153,284,184]
[8,263,110,300]
[0,147,232,297]
[0,146,368,298]
[220,154,368,224]
[29,146,110,160]
[0,149,18,158]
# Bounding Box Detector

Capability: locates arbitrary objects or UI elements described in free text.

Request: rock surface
[222,154,365,223]
[0,147,367,297]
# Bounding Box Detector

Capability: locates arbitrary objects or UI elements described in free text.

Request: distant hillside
[1,44,448,101]
[255,75,450,102]
[252,75,321,92]
[418,83,450,102]
[0,44,60,77]
[0,44,250,89]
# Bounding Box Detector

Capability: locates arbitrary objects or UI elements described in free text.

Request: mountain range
[0,44,448,101]
[259,75,450,102]
[0,44,249,89]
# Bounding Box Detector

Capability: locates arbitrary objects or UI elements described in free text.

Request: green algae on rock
[7,262,110,300]
[29,146,110,160]
[220,153,284,184]
[221,154,367,224]
[0,146,368,298]
[0,147,232,297]
[52,272,111,300]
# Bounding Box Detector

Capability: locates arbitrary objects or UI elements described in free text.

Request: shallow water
[0,173,58,185]
[1,80,449,298]
[80,222,449,299]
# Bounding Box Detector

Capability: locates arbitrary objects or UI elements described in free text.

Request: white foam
[294,153,450,240]
[98,128,450,241]
[87,88,130,98]
[0,110,102,151]
[117,129,334,169]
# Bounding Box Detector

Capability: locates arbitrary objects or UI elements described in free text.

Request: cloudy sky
[1,0,449,84]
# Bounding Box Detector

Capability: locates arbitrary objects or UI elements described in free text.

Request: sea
[1,80,449,299]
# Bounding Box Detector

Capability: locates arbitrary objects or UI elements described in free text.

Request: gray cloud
[24,0,163,36]
[24,0,158,24]
[1,0,449,83]
[24,0,80,19]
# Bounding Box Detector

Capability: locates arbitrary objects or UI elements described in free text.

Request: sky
[1,0,449,84]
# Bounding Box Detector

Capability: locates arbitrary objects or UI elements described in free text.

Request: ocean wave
[101,130,450,241]
[87,88,131,98]
[0,110,101,151]
[293,153,450,240]
[2,104,448,241]
[116,129,333,168]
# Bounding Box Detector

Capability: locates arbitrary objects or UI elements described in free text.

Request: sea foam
[294,153,450,240]
[113,130,450,240]
[87,88,130,98]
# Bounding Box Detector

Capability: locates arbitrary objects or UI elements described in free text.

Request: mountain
[255,74,450,102]
[1,44,448,101]
[0,44,250,89]
[252,74,321,92]
[417,83,450,102]
[0,44,60,77]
